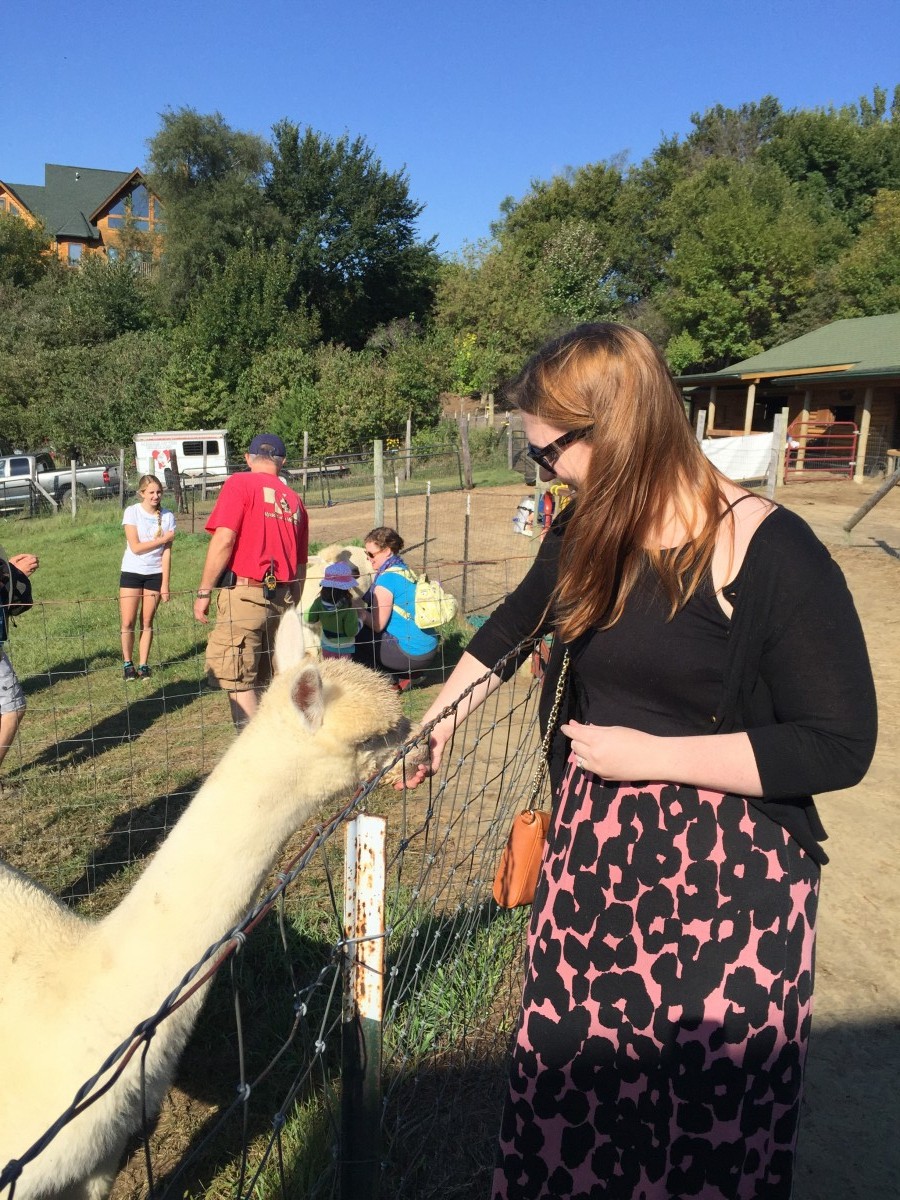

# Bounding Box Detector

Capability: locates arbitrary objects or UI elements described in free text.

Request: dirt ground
[308,476,900,1199]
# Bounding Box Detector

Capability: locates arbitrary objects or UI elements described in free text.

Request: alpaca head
[254,608,411,792]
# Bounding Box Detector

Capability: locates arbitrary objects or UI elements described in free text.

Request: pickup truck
[0,452,120,515]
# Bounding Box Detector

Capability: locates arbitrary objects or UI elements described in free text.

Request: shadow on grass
[21,640,209,698]
[22,677,208,773]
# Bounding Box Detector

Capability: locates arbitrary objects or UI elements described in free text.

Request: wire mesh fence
[0,588,546,1199]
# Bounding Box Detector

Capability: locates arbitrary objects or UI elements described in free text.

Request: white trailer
[133,430,230,485]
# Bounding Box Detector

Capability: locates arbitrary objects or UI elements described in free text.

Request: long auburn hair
[509,323,725,641]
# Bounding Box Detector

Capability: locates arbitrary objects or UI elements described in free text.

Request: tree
[662,162,848,367]
[62,257,159,345]
[0,212,54,288]
[832,189,900,316]
[265,121,439,345]
[536,219,619,324]
[685,97,783,164]
[145,108,277,314]
[764,90,900,228]
[172,242,317,394]
[494,160,624,262]
[275,343,397,454]
[433,242,552,390]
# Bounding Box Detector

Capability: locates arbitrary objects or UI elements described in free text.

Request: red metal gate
[784,419,858,481]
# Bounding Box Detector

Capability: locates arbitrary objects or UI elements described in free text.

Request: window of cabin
[107,184,161,232]
[128,185,150,230]
[107,246,119,262]
[67,243,83,263]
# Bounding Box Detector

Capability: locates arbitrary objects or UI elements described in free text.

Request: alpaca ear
[273,607,312,674]
[290,661,325,730]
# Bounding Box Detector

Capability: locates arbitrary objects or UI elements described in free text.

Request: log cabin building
[0,163,164,270]
[677,313,900,482]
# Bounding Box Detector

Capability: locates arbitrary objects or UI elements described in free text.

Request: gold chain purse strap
[526,649,570,812]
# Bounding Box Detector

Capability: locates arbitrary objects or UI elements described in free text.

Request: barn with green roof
[677,314,900,481]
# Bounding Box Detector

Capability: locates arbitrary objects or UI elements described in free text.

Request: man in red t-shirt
[194,433,308,728]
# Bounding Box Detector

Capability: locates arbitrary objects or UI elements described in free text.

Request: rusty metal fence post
[341,814,386,1200]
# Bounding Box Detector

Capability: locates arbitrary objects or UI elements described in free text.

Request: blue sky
[3,0,899,255]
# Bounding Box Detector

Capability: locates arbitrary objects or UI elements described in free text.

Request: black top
[468,503,878,863]
[573,563,731,734]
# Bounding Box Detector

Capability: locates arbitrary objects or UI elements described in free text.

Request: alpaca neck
[99,718,343,992]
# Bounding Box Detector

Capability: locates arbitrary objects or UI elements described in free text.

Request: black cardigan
[468,504,877,864]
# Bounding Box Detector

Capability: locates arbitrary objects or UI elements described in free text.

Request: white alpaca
[0,610,408,1200]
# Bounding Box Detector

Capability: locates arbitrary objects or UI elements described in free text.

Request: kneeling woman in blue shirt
[354,526,438,687]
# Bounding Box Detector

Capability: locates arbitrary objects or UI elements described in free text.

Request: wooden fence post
[341,814,386,1200]
[766,411,787,501]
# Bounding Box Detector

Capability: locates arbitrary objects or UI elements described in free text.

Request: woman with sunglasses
[408,323,876,1199]
[354,526,438,689]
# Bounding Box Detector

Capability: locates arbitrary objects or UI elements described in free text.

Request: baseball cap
[322,561,357,590]
[248,433,287,458]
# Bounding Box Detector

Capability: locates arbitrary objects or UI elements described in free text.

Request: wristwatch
[196,589,211,598]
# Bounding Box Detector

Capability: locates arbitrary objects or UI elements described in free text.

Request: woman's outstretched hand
[397,725,450,789]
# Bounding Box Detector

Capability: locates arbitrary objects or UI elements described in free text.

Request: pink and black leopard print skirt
[493,754,820,1200]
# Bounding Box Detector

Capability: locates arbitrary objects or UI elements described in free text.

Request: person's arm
[743,562,876,796]
[193,527,237,624]
[560,724,764,794]
[401,651,508,787]
[404,515,567,788]
[160,545,172,602]
[123,523,174,555]
[361,584,394,634]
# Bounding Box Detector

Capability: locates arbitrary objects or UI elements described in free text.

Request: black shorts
[120,571,163,592]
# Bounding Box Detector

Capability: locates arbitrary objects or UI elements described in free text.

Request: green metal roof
[677,313,900,385]
[3,163,139,242]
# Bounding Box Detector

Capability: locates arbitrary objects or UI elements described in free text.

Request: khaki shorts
[205,584,293,693]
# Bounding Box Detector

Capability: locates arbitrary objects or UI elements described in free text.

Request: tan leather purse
[492,651,570,908]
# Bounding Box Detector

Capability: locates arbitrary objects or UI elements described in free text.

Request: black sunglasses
[526,426,593,474]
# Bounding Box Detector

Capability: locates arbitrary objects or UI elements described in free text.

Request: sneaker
[137,664,152,680]
[392,676,413,693]
[123,662,137,681]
